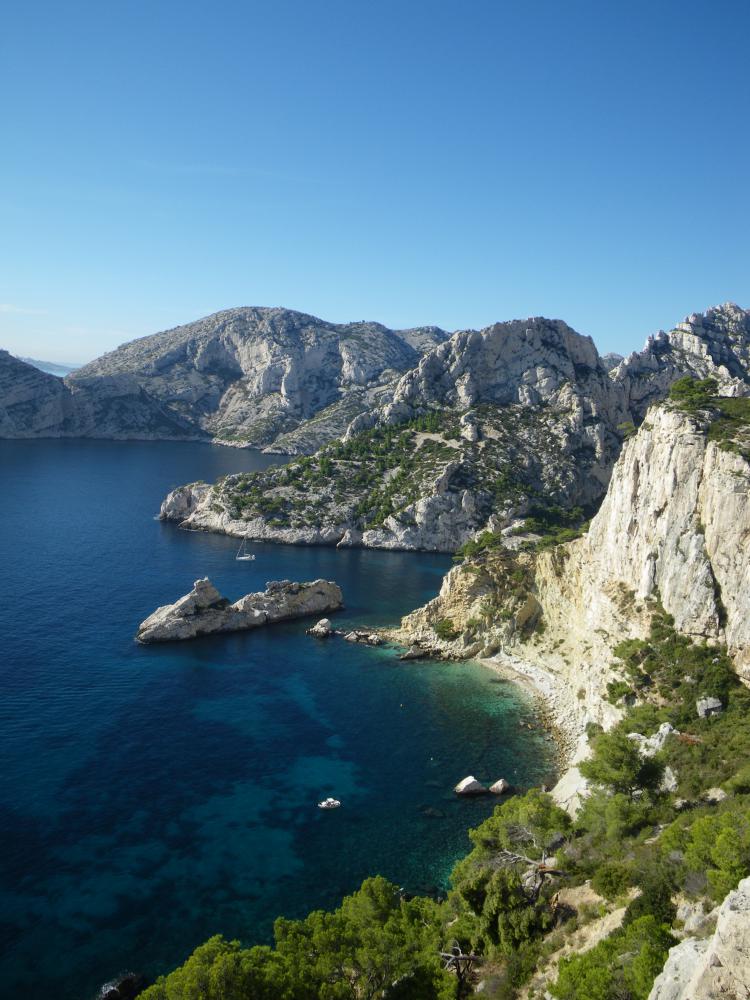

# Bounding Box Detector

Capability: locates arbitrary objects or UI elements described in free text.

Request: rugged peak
[384,316,611,414]
[614,302,750,420]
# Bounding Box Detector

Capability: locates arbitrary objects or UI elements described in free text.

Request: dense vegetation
[141,608,750,1000]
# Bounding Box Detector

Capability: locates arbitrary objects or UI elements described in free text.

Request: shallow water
[0,439,555,998]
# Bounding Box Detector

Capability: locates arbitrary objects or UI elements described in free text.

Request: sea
[0,439,555,999]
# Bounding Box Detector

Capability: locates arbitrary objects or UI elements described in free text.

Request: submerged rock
[136,578,343,643]
[343,630,382,646]
[400,644,429,660]
[454,775,488,795]
[96,973,148,1000]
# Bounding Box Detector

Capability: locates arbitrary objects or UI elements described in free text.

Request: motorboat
[317,797,341,809]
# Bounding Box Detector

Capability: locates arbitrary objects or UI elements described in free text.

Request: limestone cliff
[614,302,750,420]
[391,399,750,789]
[648,876,750,1000]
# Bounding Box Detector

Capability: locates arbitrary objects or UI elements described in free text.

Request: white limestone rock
[489,778,512,794]
[307,618,334,638]
[136,577,343,643]
[696,696,723,718]
[628,722,679,757]
[454,776,488,795]
[648,876,750,1000]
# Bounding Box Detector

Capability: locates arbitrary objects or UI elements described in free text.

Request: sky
[1,0,749,364]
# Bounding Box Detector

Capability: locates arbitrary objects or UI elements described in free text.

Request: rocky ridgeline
[158,304,750,554]
[0,308,447,450]
[136,577,343,643]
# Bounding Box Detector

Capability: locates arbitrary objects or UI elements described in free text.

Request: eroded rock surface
[136,577,343,643]
[648,876,750,1000]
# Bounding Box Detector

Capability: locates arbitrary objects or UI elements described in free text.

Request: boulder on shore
[455,776,488,795]
[489,778,512,795]
[136,578,343,643]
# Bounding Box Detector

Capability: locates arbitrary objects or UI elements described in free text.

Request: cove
[0,440,555,1000]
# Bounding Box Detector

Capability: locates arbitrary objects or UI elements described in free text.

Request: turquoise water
[0,440,555,999]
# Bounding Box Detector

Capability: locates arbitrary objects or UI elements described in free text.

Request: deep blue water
[0,439,555,999]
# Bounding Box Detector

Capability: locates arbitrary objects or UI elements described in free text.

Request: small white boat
[317,797,341,810]
[235,537,255,561]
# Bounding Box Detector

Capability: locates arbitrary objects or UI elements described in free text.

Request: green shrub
[434,618,460,641]
[591,862,632,900]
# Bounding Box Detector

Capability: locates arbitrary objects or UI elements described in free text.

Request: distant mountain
[3,307,445,451]
[18,356,80,376]
[2,303,749,468]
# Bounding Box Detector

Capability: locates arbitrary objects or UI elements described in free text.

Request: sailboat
[235,537,255,561]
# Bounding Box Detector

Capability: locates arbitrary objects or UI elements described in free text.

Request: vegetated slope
[0,307,447,450]
[163,305,750,554]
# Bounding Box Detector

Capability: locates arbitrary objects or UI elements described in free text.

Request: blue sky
[1,0,748,363]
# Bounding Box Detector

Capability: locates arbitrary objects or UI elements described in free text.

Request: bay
[0,439,554,999]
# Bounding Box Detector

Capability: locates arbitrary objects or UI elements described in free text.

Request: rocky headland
[136,577,343,643]
[158,303,750,554]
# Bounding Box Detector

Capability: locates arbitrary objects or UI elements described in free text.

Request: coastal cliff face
[0,308,447,451]
[392,400,750,772]
[160,316,631,551]
[0,350,74,436]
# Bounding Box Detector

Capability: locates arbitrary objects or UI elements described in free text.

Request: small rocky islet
[136,577,343,643]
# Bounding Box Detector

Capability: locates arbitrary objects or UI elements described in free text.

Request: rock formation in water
[160,303,750,553]
[136,577,343,643]
[1,308,447,451]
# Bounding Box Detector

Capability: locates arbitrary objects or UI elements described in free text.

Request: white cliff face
[136,577,343,643]
[564,404,750,678]
[66,309,447,450]
[393,399,750,783]
[648,876,750,1000]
